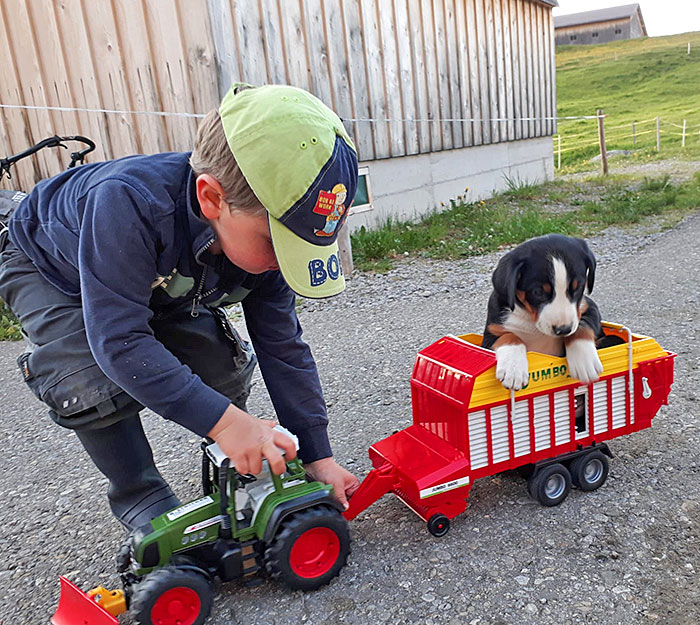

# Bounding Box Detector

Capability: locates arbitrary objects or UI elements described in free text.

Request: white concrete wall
[347,136,554,233]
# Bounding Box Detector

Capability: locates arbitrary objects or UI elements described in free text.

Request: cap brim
[268,215,346,299]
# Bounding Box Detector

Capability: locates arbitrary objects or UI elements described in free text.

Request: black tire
[570,450,609,491]
[427,513,450,537]
[528,463,571,507]
[115,535,133,573]
[264,505,350,592]
[129,565,213,625]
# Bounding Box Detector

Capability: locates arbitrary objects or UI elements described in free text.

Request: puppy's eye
[532,284,551,299]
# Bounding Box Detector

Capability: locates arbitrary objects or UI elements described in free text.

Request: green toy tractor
[52,428,351,625]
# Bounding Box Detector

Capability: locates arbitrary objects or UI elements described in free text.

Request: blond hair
[189,109,265,215]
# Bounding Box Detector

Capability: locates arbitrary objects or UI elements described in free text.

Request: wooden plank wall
[0,0,219,191]
[0,0,555,192]
[209,0,556,163]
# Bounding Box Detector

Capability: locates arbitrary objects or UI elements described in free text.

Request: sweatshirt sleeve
[78,180,231,436]
[242,272,332,463]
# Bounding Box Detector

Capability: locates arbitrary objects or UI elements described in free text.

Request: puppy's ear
[576,238,597,293]
[492,252,525,311]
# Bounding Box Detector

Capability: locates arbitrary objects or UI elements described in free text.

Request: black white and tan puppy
[481,234,604,390]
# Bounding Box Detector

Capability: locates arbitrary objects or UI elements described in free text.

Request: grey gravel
[1,202,699,624]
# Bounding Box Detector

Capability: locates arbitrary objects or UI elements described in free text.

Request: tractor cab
[202,433,308,533]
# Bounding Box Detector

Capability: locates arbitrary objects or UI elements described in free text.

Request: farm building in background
[0,0,558,232]
[554,4,647,46]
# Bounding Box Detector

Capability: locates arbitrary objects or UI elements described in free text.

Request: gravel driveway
[0,210,698,625]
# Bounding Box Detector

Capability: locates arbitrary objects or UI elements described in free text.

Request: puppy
[481,234,604,390]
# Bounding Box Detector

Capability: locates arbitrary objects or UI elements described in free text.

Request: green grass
[351,190,578,272]
[350,173,700,271]
[0,300,21,341]
[556,31,700,168]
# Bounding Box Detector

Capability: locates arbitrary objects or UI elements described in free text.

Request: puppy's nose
[553,324,573,336]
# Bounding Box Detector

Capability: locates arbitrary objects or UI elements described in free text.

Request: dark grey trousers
[0,240,257,528]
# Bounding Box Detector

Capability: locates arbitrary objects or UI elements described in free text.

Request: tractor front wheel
[129,565,213,625]
[265,505,350,592]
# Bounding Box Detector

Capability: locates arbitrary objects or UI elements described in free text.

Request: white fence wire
[554,114,700,168]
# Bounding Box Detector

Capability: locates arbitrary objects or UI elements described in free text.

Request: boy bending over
[0,84,359,529]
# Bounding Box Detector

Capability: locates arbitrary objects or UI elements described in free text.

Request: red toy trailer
[344,323,675,536]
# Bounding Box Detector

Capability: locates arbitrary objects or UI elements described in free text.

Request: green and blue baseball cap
[219,83,358,298]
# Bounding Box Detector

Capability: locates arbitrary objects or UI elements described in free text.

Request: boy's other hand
[304,457,360,511]
[208,404,297,476]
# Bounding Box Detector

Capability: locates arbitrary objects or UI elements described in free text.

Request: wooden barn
[0,0,558,232]
[554,4,647,47]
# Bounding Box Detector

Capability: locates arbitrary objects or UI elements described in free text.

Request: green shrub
[1,300,22,341]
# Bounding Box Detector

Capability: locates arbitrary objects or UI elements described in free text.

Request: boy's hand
[208,404,297,475]
[304,457,360,511]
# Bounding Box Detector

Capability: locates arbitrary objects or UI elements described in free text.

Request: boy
[0,83,360,529]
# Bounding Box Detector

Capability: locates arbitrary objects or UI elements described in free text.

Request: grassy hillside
[556,31,700,167]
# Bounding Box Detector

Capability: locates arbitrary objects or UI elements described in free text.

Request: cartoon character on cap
[314,183,347,238]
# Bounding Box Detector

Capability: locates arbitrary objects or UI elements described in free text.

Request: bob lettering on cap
[308,253,343,287]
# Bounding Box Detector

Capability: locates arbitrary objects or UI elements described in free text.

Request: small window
[574,391,588,437]
[349,166,372,215]
[592,32,599,38]
[615,28,622,34]
[570,34,577,41]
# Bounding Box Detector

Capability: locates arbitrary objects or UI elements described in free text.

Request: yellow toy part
[459,321,669,409]
[86,586,127,617]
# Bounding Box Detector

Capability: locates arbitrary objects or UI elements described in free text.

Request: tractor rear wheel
[129,565,213,625]
[265,505,350,592]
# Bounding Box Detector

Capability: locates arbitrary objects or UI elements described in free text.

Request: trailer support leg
[343,462,398,521]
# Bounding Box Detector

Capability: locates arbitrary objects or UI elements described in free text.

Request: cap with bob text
[219,83,358,298]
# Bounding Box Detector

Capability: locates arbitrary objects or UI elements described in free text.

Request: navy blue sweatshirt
[9,152,331,462]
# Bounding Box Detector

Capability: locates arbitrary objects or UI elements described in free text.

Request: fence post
[632,121,636,145]
[682,119,687,147]
[337,223,354,278]
[557,134,561,169]
[656,117,661,151]
[597,109,608,176]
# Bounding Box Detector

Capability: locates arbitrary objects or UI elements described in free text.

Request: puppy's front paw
[566,339,603,384]
[496,344,530,390]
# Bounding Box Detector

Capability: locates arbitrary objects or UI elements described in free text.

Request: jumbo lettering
[529,364,569,385]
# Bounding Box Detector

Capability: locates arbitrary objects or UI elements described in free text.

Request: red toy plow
[51,576,124,625]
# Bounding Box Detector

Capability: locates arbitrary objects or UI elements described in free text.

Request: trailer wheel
[528,463,571,507]
[129,565,213,625]
[570,450,609,491]
[427,513,450,537]
[265,505,350,592]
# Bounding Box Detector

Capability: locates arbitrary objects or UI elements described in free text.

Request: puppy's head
[492,235,596,337]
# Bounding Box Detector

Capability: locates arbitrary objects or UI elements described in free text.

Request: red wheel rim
[289,527,341,579]
[151,586,201,625]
